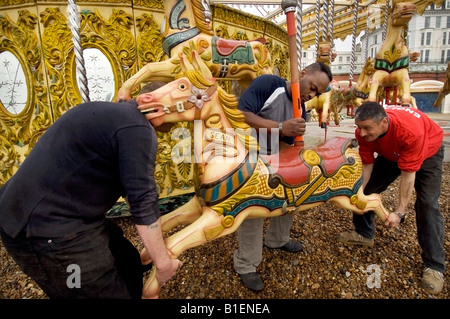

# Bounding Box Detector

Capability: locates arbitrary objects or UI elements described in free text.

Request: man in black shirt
[0,85,181,298]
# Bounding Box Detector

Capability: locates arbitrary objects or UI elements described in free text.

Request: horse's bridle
[155,83,218,115]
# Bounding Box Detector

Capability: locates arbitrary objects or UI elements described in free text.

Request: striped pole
[349,0,359,86]
[296,0,303,71]
[68,0,90,102]
[282,0,303,145]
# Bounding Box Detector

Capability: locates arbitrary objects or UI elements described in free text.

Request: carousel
[1,0,447,193]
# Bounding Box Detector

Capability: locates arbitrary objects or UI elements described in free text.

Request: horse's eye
[179,83,187,90]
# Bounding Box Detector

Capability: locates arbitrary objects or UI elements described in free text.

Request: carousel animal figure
[316,41,337,65]
[116,0,272,101]
[305,79,342,126]
[136,51,390,298]
[352,57,376,106]
[347,52,418,110]
[367,0,416,106]
[304,42,339,126]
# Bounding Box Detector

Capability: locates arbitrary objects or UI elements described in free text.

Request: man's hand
[155,257,183,286]
[116,87,132,102]
[384,212,403,229]
[281,118,306,137]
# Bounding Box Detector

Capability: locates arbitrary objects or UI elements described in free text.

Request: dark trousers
[354,146,445,272]
[0,219,143,299]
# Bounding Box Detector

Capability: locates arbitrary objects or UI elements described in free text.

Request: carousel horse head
[137,50,258,155]
[390,0,416,26]
[136,50,218,127]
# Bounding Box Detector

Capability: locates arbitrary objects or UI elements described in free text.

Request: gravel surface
[1,163,449,300]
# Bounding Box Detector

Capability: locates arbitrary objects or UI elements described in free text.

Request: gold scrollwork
[302,149,321,166]
[0,10,51,184]
[154,122,195,196]
[350,194,367,210]
[221,215,235,228]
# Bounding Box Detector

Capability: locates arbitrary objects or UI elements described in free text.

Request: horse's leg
[142,206,283,298]
[142,208,233,298]
[327,187,389,222]
[399,70,412,106]
[160,196,203,233]
[140,196,203,265]
[367,71,386,102]
[320,96,330,127]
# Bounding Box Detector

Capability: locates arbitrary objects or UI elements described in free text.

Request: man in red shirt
[338,101,445,294]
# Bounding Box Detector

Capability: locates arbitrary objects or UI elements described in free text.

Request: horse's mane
[183,68,259,151]
[217,89,259,151]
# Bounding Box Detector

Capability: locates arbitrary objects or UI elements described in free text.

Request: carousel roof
[213,0,445,49]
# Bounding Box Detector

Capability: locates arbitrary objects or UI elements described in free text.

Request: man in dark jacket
[0,85,181,298]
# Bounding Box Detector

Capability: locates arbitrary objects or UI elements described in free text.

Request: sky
[334,35,359,52]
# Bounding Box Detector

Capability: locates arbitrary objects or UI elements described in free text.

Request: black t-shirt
[238,74,305,154]
[0,100,160,238]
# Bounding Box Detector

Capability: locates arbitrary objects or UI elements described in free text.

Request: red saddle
[260,137,357,187]
[215,37,266,56]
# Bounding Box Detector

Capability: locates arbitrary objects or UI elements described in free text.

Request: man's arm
[384,171,416,228]
[241,111,306,137]
[397,171,415,214]
[135,221,181,286]
[361,163,374,190]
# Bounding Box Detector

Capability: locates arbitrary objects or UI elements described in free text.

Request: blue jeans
[0,220,143,298]
[353,146,445,272]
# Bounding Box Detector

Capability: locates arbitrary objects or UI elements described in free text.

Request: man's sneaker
[422,268,444,294]
[239,272,265,292]
[337,230,374,247]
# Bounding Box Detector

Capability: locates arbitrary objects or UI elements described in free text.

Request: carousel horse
[136,51,390,298]
[367,0,416,106]
[304,42,339,126]
[305,79,342,126]
[116,0,272,100]
[349,53,418,109]
[352,57,376,106]
[316,42,337,65]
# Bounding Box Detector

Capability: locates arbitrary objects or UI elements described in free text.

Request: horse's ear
[191,51,214,82]
[179,52,194,74]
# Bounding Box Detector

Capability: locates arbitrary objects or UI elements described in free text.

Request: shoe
[267,240,303,253]
[337,230,374,247]
[239,272,265,292]
[422,268,444,294]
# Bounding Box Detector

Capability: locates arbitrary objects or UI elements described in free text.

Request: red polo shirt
[355,106,443,172]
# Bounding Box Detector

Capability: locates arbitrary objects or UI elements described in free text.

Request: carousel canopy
[213,0,445,49]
